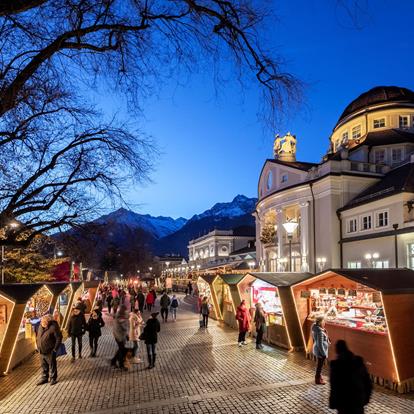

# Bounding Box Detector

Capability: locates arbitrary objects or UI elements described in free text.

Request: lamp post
[282,220,299,272]
[393,223,399,268]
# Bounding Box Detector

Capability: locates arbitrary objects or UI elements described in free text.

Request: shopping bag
[56,342,67,357]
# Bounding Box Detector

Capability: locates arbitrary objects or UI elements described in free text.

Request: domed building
[255,86,414,273]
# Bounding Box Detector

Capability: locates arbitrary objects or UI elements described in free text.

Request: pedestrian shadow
[176,329,216,374]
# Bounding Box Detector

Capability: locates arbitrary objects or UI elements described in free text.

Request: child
[86,310,105,357]
[170,295,179,321]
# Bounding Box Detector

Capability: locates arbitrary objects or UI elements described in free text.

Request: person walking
[146,290,155,312]
[129,309,144,363]
[111,304,129,370]
[129,290,136,312]
[254,302,266,349]
[330,340,372,414]
[137,290,145,313]
[187,281,193,296]
[200,296,210,328]
[86,309,105,357]
[36,315,62,386]
[236,300,251,347]
[67,304,87,362]
[142,312,161,369]
[160,291,171,322]
[170,295,179,321]
[112,295,120,315]
[75,297,87,314]
[312,315,330,385]
[106,292,113,314]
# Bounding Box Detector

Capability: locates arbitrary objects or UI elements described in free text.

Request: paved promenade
[0,296,413,414]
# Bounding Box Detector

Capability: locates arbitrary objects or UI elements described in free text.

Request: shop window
[408,243,414,269]
[281,173,288,183]
[360,214,372,231]
[373,118,385,129]
[374,150,385,164]
[374,260,389,269]
[346,218,357,234]
[251,279,284,325]
[399,115,409,129]
[375,210,389,228]
[347,261,361,269]
[352,125,361,140]
[391,148,402,164]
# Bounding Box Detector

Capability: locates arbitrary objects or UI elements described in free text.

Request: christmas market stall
[0,283,52,374]
[214,274,245,329]
[197,275,220,320]
[62,282,82,330]
[246,272,310,350]
[48,282,71,326]
[81,280,100,314]
[291,268,414,393]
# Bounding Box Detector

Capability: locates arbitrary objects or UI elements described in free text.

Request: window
[352,125,361,140]
[392,148,402,164]
[360,214,372,231]
[374,260,389,269]
[347,261,361,269]
[376,210,389,228]
[374,150,385,164]
[399,116,409,129]
[373,118,385,129]
[281,173,288,183]
[408,243,414,269]
[266,171,273,190]
[341,131,349,144]
[347,218,357,233]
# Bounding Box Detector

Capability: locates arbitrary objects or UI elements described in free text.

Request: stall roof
[199,274,217,284]
[249,272,313,287]
[83,280,100,288]
[303,269,414,294]
[0,283,44,304]
[219,274,245,285]
[47,282,70,296]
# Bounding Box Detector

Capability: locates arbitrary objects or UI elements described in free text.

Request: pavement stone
[0,295,413,414]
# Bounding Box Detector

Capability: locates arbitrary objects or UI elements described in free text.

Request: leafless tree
[0,0,301,246]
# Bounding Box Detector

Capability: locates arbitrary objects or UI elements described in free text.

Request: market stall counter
[247,272,311,350]
[197,275,221,320]
[213,274,246,329]
[0,283,49,374]
[291,268,414,393]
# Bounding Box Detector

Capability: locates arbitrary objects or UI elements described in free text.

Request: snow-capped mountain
[96,208,187,239]
[191,195,257,220]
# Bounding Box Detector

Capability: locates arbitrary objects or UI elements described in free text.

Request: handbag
[55,342,67,357]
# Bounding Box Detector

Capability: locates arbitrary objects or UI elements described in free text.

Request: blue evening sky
[100,0,414,219]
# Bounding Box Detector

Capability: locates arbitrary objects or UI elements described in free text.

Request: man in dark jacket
[159,291,171,322]
[137,290,145,313]
[330,340,372,414]
[143,312,161,369]
[36,315,62,386]
[67,304,87,361]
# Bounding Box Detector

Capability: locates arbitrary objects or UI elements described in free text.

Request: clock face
[266,171,273,190]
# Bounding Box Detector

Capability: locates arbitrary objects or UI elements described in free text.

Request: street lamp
[282,220,299,272]
[316,257,327,272]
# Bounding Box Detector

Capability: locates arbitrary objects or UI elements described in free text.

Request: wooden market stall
[47,282,71,326]
[246,272,310,350]
[0,283,50,374]
[62,282,82,330]
[197,275,220,320]
[291,268,414,393]
[82,280,100,313]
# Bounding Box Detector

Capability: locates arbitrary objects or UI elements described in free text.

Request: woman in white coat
[129,309,144,363]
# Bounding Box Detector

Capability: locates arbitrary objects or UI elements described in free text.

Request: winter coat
[137,292,145,306]
[76,300,87,314]
[236,304,250,333]
[160,294,171,309]
[113,296,120,306]
[37,320,62,355]
[146,292,155,305]
[254,309,266,332]
[68,313,87,336]
[143,317,160,344]
[87,315,105,337]
[311,323,329,358]
[329,352,372,411]
[106,294,113,305]
[129,313,144,341]
[113,312,129,342]
[200,302,210,316]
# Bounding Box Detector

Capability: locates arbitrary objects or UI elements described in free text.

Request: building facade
[255,86,414,273]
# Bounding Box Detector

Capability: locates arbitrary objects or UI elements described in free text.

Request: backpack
[171,298,179,308]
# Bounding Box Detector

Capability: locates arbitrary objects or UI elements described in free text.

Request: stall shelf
[197,275,220,320]
[0,283,44,374]
[247,272,311,350]
[291,268,414,393]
